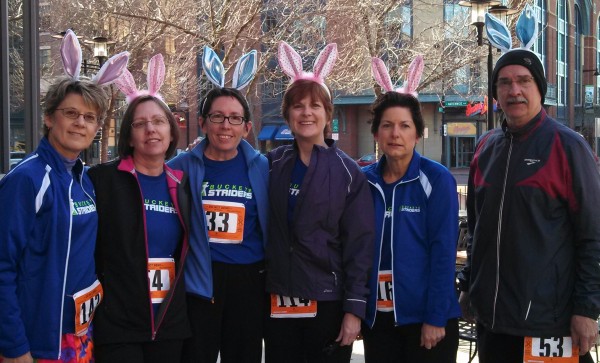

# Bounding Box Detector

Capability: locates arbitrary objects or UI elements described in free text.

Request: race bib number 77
[524,336,578,362]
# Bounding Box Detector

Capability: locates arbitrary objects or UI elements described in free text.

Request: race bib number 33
[73,279,103,336]
[524,336,579,363]
[203,200,245,243]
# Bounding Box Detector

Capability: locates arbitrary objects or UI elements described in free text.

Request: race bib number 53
[524,336,579,362]
[73,279,103,336]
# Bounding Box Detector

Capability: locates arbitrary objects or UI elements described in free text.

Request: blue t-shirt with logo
[63,174,99,334]
[287,157,307,228]
[138,171,182,314]
[202,150,263,264]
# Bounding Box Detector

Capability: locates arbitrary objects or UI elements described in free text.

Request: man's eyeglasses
[131,117,169,129]
[55,108,99,125]
[207,114,246,125]
[496,76,535,90]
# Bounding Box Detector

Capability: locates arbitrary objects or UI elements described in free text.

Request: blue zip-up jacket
[168,139,269,299]
[363,151,461,328]
[0,137,98,359]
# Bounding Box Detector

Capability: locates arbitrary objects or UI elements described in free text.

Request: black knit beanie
[491,49,547,105]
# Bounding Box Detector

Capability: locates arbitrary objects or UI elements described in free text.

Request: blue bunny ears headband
[200,45,258,114]
[202,46,258,90]
[485,3,538,54]
[486,4,548,103]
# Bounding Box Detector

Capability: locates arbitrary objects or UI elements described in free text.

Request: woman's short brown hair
[281,79,334,138]
[117,96,180,159]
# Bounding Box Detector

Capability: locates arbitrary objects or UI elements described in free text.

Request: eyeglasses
[496,76,535,90]
[207,114,246,125]
[131,117,169,129]
[55,107,99,124]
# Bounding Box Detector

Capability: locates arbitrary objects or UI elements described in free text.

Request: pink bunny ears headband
[61,29,129,86]
[371,55,424,97]
[115,54,166,104]
[277,41,338,97]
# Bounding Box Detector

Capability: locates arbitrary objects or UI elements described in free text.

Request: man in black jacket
[457,48,600,363]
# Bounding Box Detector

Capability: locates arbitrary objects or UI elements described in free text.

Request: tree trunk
[101,85,117,163]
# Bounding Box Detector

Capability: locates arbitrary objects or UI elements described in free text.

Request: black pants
[181,261,266,363]
[95,340,183,363]
[477,324,594,363]
[362,312,458,363]
[264,300,352,363]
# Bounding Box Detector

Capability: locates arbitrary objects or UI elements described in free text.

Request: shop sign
[447,122,476,136]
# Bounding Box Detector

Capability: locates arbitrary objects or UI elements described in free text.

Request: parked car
[10,151,26,170]
[356,153,376,167]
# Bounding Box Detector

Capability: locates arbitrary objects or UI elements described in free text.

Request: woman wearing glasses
[0,82,109,363]
[0,28,128,363]
[88,56,192,362]
[168,87,269,363]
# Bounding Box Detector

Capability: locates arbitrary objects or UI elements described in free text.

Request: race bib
[148,258,175,304]
[203,200,245,243]
[523,336,579,362]
[270,294,317,318]
[376,270,393,312]
[73,279,103,336]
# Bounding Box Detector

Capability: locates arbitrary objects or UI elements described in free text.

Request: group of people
[2,5,600,363]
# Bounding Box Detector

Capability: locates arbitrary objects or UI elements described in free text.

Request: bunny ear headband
[61,29,130,86]
[277,41,338,97]
[114,53,166,104]
[371,55,424,97]
[202,45,258,90]
[485,3,538,53]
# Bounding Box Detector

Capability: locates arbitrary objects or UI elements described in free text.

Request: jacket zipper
[492,134,513,329]
[57,180,74,358]
[153,174,189,338]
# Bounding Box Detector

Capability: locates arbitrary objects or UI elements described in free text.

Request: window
[444,0,471,93]
[575,5,582,105]
[532,0,546,66]
[557,1,568,112]
[597,17,600,103]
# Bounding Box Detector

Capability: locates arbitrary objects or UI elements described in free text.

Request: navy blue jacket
[458,109,600,336]
[266,140,374,319]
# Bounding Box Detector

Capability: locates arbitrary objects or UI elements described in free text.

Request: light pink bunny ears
[277,41,338,96]
[61,29,129,86]
[371,56,424,97]
[114,54,166,104]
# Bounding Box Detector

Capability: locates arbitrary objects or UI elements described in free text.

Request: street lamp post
[459,1,516,131]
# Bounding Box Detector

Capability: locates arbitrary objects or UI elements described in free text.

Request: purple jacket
[265,140,374,319]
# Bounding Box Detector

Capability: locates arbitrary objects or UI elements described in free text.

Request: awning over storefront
[274,125,294,140]
[257,125,278,141]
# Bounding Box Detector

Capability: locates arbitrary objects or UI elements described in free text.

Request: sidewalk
[349,339,480,362]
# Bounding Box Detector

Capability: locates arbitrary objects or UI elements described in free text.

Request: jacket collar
[367,151,422,185]
[502,108,546,139]
[191,138,261,165]
[38,136,84,177]
[116,155,183,183]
